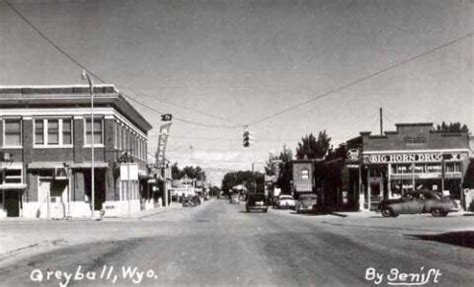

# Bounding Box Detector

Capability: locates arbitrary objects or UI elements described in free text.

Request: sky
[0,0,472,185]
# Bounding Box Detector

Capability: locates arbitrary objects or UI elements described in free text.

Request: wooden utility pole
[380,107,383,135]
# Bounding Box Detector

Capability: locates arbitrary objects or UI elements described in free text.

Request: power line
[246,32,474,126]
[4,0,243,130]
[7,0,472,131]
[118,84,242,126]
[120,92,242,128]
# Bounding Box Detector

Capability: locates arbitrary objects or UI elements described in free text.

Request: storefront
[359,123,470,211]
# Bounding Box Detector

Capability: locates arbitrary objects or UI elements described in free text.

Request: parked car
[378,190,458,217]
[295,193,318,214]
[182,197,196,207]
[230,193,240,204]
[246,193,268,213]
[274,195,296,209]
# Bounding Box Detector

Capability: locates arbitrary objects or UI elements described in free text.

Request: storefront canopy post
[441,157,445,193]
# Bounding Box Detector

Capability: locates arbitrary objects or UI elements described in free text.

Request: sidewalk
[329,210,375,218]
[117,202,183,219]
[0,203,185,265]
[329,209,472,218]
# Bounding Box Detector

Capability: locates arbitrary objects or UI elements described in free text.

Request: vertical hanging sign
[156,119,172,167]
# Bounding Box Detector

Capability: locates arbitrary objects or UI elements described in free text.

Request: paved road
[0,199,473,286]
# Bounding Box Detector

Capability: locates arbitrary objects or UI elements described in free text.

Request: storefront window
[301,169,309,180]
[445,162,460,173]
[1,168,22,184]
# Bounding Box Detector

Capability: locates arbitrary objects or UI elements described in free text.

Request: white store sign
[120,163,139,181]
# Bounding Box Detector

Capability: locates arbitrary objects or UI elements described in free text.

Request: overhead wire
[5,0,473,135]
[4,0,244,129]
[117,84,242,126]
[245,32,474,126]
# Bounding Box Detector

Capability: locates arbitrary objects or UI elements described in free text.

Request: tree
[264,153,280,176]
[221,170,264,194]
[276,145,293,194]
[171,162,183,179]
[171,163,206,181]
[435,121,469,133]
[296,131,331,160]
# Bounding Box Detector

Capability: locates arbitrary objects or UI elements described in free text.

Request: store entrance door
[4,190,20,217]
[38,179,68,219]
[370,183,381,211]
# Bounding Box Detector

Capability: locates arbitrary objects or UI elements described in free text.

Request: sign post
[156,121,172,207]
[120,162,138,217]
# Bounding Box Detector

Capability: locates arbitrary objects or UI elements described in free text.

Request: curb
[0,238,67,264]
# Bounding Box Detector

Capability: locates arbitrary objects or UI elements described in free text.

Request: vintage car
[246,193,268,213]
[295,193,318,214]
[274,195,296,209]
[378,190,458,217]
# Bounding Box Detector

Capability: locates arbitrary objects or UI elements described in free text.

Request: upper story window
[63,119,72,145]
[301,169,309,180]
[85,118,103,145]
[34,119,44,145]
[3,118,22,147]
[48,119,59,145]
[34,118,73,147]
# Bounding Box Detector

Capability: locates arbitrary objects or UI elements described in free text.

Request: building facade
[360,123,470,211]
[0,85,152,218]
[290,123,472,212]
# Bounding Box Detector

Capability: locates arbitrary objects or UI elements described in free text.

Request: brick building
[0,85,152,218]
[291,123,472,212]
[360,123,470,211]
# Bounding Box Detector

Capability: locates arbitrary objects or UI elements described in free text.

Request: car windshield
[280,196,293,200]
[300,194,316,200]
[248,194,265,202]
[421,192,441,200]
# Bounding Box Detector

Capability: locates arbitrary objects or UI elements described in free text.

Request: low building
[0,85,152,218]
[360,123,470,210]
[291,123,472,212]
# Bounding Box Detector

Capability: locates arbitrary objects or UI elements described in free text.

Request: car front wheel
[381,207,393,217]
[431,208,447,217]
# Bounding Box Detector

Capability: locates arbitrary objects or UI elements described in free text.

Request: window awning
[28,161,109,169]
[28,162,72,169]
[70,162,109,169]
[0,184,27,190]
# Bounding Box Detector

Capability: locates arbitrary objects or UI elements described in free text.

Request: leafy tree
[171,162,183,179]
[171,163,206,181]
[276,145,293,194]
[436,121,469,133]
[264,153,280,176]
[296,131,331,160]
[221,170,264,194]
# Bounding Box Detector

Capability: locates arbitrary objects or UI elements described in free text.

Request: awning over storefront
[70,162,109,169]
[28,162,73,169]
[0,184,27,190]
[28,162,109,169]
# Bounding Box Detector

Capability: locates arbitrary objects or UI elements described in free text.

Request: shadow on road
[288,211,331,217]
[409,231,474,249]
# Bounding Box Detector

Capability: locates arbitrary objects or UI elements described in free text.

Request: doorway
[84,169,106,210]
[38,179,68,219]
[4,189,21,217]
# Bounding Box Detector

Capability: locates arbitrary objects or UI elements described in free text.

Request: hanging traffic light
[242,130,250,147]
